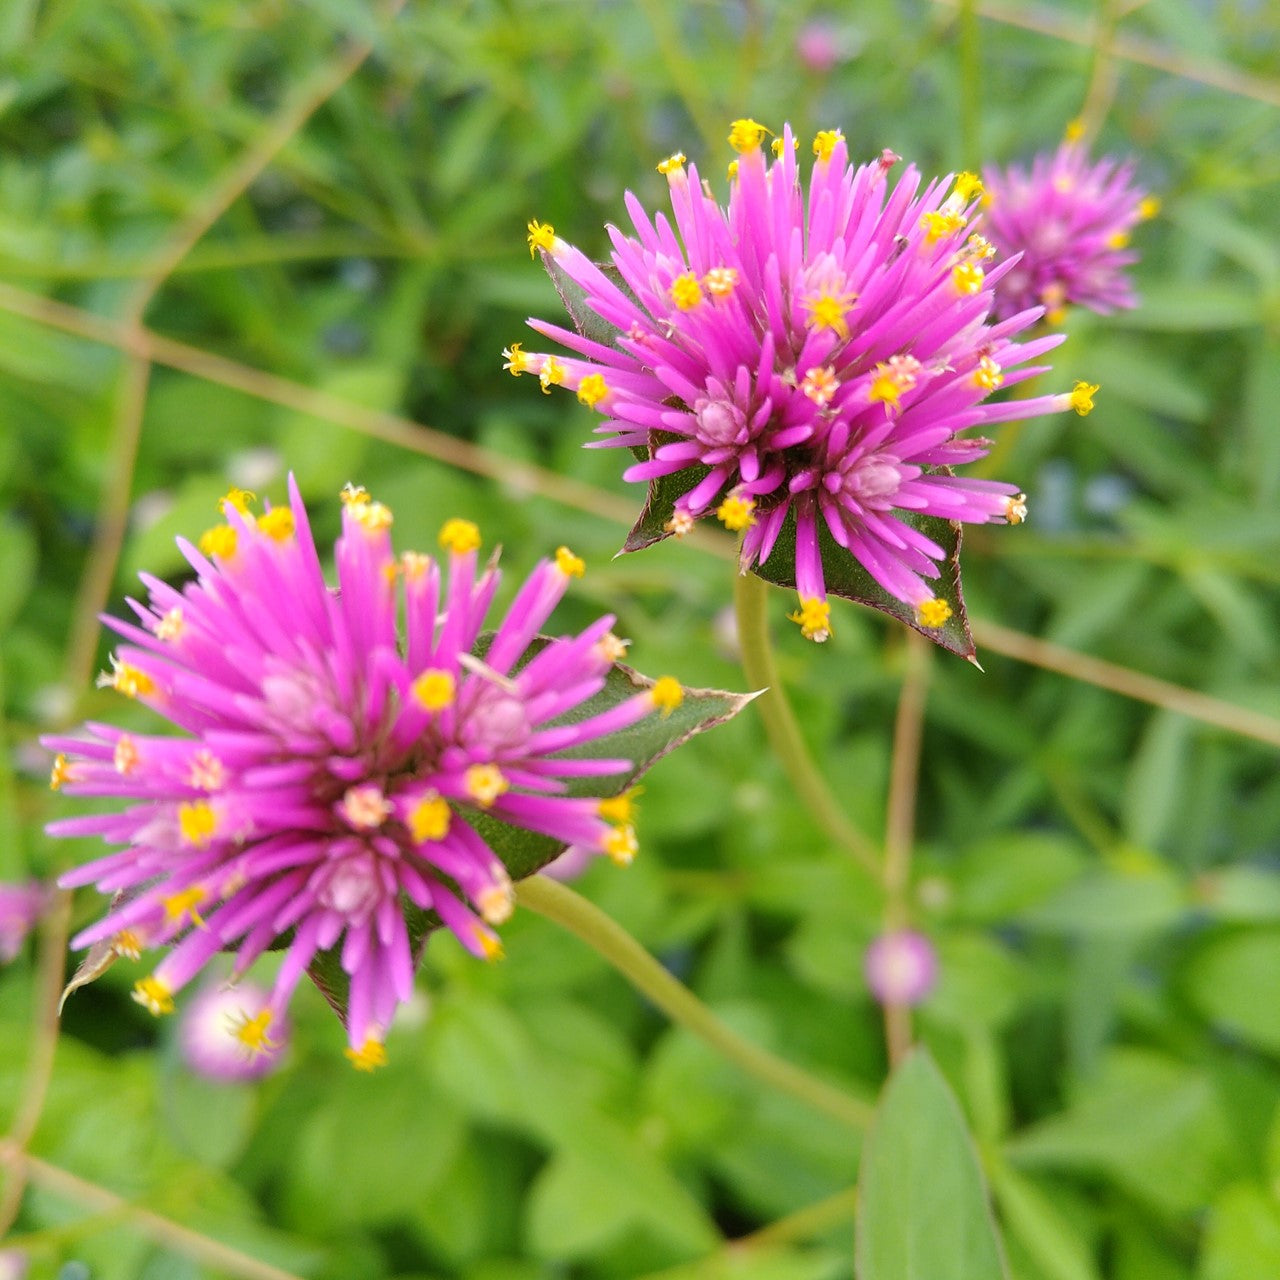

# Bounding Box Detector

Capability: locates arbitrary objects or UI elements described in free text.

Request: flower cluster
[179,980,288,1082]
[47,482,681,1068]
[0,880,47,963]
[507,121,1096,639]
[983,131,1156,323]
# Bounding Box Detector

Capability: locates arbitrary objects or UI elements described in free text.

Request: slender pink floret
[983,135,1155,323]
[864,929,938,1006]
[509,121,1092,637]
[0,880,47,962]
[45,483,672,1068]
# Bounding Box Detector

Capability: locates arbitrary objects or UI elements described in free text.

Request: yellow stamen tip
[1138,195,1161,220]
[728,118,770,153]
[670,272,703,311]
[412,668,456,712]
[178,801,218,848]
[715,493,756,532]
[340,482,369,506]
[1064,118,1086,142]
[597,788,640,825]
[1069,380,1100,416]
[788,597,832,642]
[408,793,452,844]
[952,262,985,295]
[438,518,481,555]
[1006,493,1028,525]
[464,763,509,808]
[555,546,586,578]
[345,1037,387,1072]
[257,506,295,542]
[132,975,175,1017]
[649,676,684,718]
[220,487,255,516]
[50,753,71,790]
[603,823,638,867]
[576,373,609,408]
[527,219,556,258]
[231,1008,279,1056]
[656,151,686,175]
[502,342,530,376]
[812,129,843,163]
[916,598,953,629]
[953,171,984,202]
[539,355,565,394]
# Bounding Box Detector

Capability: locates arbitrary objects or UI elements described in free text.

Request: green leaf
[1199,1182,1280,1280]
[542,251,628,349]
[1182,928,1280,1055]
[855,1049,1007,1280]
[987,1159,1100,1280]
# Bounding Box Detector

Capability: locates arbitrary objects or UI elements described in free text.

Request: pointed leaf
[542,252,628,348]
[856,1049,1008,1280]
[622,440,710,553]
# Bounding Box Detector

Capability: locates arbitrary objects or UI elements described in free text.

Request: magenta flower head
[179,980,288,1082]
[507,120,1096,650]
[45,482,702,1070]
[864,929,937,1006]
[0,880,48,963]
[982,129,1157,323]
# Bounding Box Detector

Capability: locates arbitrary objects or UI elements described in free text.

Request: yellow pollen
[920,210,967,243]
[1064,118,1086,142]
[345,1037,387,1072]
[178,800,218,847]
[539,355,565,394]
[527,219,556,258]
[597,788,640,825]
[727,159,739,180]
[114,736,140,775]
[1070,380,1100,416]
[555,545,586,578]
[98,657,155,699]
[189,749,226,791]
[953,171,984,201]
[1107,230,1131,250]
[340,482,369,506]
[703,267,739,298]
[670,272,703,311]
[576,373,609,407]
[400,551,431,582]
[412,668,456,712]
[113,929,143,960]
[475,928,505,962]
[1005,493,1028,525]
[132,975,174,1016]
[340,784,391,831]
[439,518,481,555]
[408,793,451,843]
[812,129,843,162]
[803,290,857,340]
[49,753,72,790]
[916,597,953,628]
[649,676,684,718]
[231,1008,279,1056]
[973,355,1004,392]
[728,118,770,153]
[716,493,756,532]
[594,632,630,664]
[801,365,839,407]
[867,364,913,410]
[219,487,255,515]
[477,875,515,925]
[154,607,184,642]
[502,342,531,376]
[770,136,796,158]
[257,506,295,542]
[952,262,984,294]
[198,524,237,560]
[1138,196,1161,220]
[350,500,393,533]
[163,885,207,927]
[664,510,695,538]
[465,763,509,808]
[603,823,638,867]
[788,597,832,642]
[656,151,686,174]
[965,233,996,260]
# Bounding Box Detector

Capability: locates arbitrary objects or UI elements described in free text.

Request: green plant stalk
[517,876,873,1131]
[732,569,880,875]
[959,0,982,163]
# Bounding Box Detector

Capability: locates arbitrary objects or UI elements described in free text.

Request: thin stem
[1076,0,1123,146]
[0,1144,305,1280]
[732,570,881,875]
[958,0,982,163]
[516,876,874,1132]
[880,631,933,1068]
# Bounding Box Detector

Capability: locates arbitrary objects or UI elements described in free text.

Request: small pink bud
[864,930,938,1006]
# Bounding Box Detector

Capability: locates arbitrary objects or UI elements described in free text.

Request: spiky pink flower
[864,929,937,1006]
[982,135,1156,323]
[46,482,681,1068]
[179,980,288,1082]
[509,121,1094,639]
[0,881,47,962]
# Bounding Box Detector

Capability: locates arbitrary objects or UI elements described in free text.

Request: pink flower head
[179,980,288,1081]
[0,880,47,962]
[46,482,677,1069]
[864,929,937,1006]
[510,122,1092,639]
[983,134,1156,323]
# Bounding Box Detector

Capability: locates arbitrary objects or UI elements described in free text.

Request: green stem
[958,0,982,163]
[517,876,873,1132]
[732,570,880,875]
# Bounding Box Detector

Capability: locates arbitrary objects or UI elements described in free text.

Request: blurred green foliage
[2,0,1280,1277]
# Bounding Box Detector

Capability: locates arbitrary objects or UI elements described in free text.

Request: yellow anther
[603,823,638,867]
[965,233,996,261]
[716,492,756,532]
[178,800,218,848]
[412,668,456,712]
[1005,493,1028,525]
[344,1036,387,1072]
[1138,196,1161,220]
[973,355,1004,393]
[188,749,226,791]
[1064,118,1085,142]
[475,928,505,962]
[770,136,797,158]
[788,597,832,642]
[49,753,72,790]
[154,607,184,642]
[952,262,985,294]
[408,793,451,843]
[656,152,686,175]
[803,289,858,340]
[114,736,140,775]
[198,524,237,560]
[670,272,703,311]
[220,487,255,516]
[703,267,739,298]
[348,500,393,533]
[594,632,630,664]
[1069,380,1099,416]
[728,118,770,153]
[257,506,295,542]
[576,373,609,407]
[598,788,640,825]
[113,929,143,960]
[953,171,984,202]
[464,764,509,808]
[339,784,391,831]
[801,365,839,407]
[439,518,481,554]
[920,210,967,243]
[813,129,844,162]
[502,342,531,376]
[132,975,174,1016]
[555,545,586,578]
[400,551,431,582]
[539,355,565,394]
[231,1008,279,1056]
[1107,231,1131,250]
[98,657,155,699]
[649,676,684,718]
[527,219,556,258]
[916,597,953,628]
[340,482,369,506]
[477,874,515,926]
[664,510,695,538]
[867,357,919,410]
[1040,281,1068,326]
[727,159,740,180]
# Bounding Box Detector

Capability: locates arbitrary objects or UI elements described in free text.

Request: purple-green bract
[46,482,673,1068]
[509,121,1093,640]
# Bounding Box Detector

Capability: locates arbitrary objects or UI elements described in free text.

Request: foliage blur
[2,1,1279,1277]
